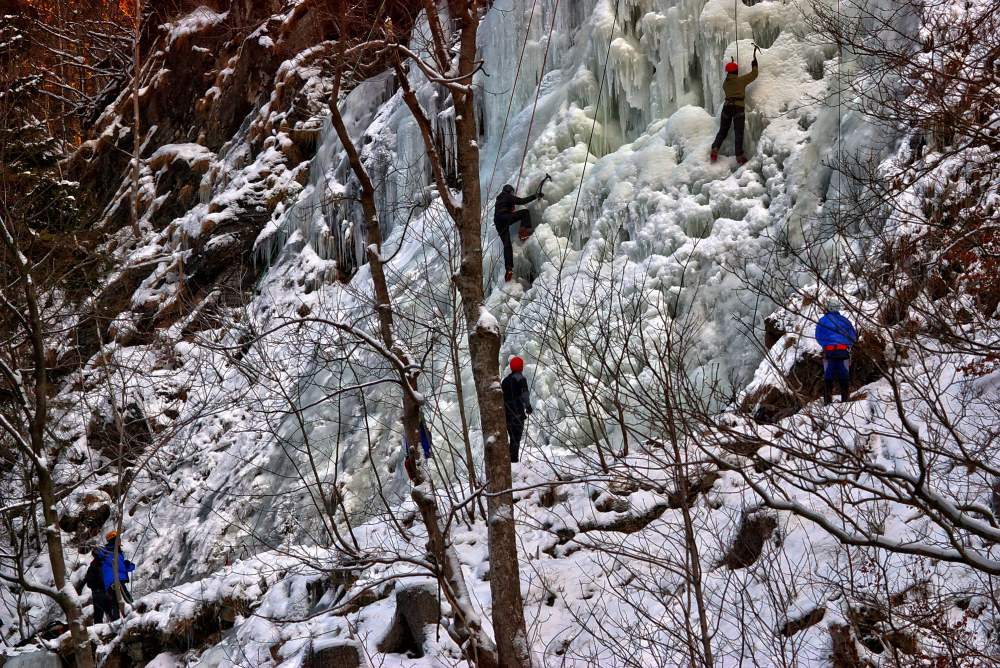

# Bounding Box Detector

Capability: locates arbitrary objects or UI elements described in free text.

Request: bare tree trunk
[326,19,499,663]
[390,1,533,663]
[130,0,143,239]
[450,4,533,664]
[0,219,94,667]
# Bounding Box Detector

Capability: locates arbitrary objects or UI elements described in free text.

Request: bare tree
[383,3,534,663]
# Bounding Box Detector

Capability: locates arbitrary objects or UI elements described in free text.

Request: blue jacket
[815,312,857,349]
[97,543,134,590]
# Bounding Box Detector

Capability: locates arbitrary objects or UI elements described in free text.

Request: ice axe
[536,173,551,198]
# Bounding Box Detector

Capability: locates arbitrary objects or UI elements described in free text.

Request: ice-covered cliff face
[116,0,874,589]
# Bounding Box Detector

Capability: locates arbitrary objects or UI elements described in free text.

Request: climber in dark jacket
[84,549,117,624]
[711,46,759,165]
[815,297,857,404]
[494,184,543,282]
[97,530,135,617]
[501,356,533,463]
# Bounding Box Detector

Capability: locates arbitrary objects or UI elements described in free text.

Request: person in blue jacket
[97,530,135,619]
[814,297,857,404]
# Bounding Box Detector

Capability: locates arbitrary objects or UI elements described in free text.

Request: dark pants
[712,104,746,157]
[823,353,851,403]
[506,415,524,463]
[496,210,532,271]
[93,588,118,624]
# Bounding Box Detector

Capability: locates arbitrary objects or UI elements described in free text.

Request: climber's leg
[511,209,532,240]
[734,108,747,159]
[507,416,523,463]
[823,357,835,404]
[836,358,851,402]
[712,105,736,153]
[497,222,514,273]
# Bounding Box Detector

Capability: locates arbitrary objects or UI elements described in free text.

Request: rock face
[721,511,778,569]
[741,325,888,424]
[2,651,63,668]
[779,605,826,637]
[302,641,368,668]
[58,490,112,541]
[376,582,440,657]
[830,623,863,668]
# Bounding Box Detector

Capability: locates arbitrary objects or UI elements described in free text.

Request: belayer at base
[814,297,857,404]
[84,530,135,624]
[502,357,532,463]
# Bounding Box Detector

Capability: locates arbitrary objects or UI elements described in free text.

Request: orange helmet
[105,530,118,542]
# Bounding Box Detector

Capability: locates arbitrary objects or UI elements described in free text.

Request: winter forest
[1,0,1000,665]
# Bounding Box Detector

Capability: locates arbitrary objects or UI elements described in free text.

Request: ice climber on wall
[494,184,542,282]
[815,297,857,404]
[502,357,533,463]
[711,45,760,165]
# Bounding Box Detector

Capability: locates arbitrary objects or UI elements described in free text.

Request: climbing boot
[710,148,718,162]
[736,154,748,165]
[505,269,513,282]
[518,226,534,242]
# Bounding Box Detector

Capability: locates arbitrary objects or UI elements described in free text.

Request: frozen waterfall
[131,0,881,588]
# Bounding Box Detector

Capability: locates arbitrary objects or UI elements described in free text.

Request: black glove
[537,192,544,200]
[526,408,533,416]
[124,560,133,569]
[752,58,758,67]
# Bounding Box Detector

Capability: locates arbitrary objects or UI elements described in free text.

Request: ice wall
[473,0,869,428]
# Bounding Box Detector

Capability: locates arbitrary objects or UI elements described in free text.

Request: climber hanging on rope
[494,183,543,282]
[815,297,857,404]
[502,357,532,463]
[711,45,759,165]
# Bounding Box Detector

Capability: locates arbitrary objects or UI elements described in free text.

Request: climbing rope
[482,0,540,222]
[515,0,561,191]
[517,0,623,463]
[564,0,620,248]
[482,1,563,283]
[735,0,739,63]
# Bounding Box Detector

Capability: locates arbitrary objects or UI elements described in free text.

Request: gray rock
[376,581,440,657]
[303,640,368,668]
[3,650,63,668]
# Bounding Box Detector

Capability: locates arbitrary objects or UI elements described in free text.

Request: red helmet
[510,357,524,372]
[725,61,739,73]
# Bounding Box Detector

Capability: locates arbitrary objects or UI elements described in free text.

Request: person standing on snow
[711,46,759,165]
[815,297,857,404]
[97,530,135,620]
[502,357,533,463]
[494,184,543,282]
[84,549,116,624]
